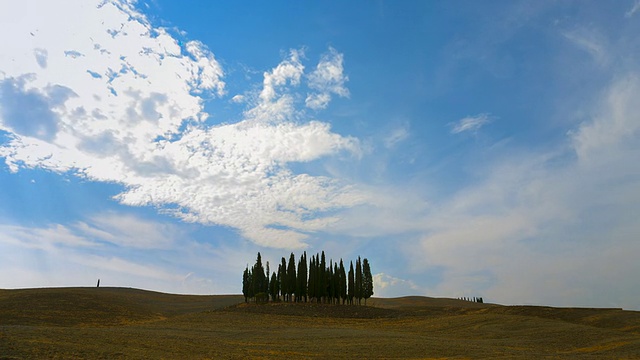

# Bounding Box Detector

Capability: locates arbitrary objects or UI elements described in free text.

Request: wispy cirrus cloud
[322,71,640,308]
[626,0,640,18]
[383,123,410,149]
[450,113,492,134]
[0,1,367,249]
[409,74,640,308]
[562,28,609,66]
[0,213,253,293]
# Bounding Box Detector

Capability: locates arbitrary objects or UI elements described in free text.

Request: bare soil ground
[1,287,640,359]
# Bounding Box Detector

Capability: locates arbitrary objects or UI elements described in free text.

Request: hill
[1,287,640,359]
[0,287,242,327]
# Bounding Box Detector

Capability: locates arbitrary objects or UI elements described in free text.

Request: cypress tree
[320,251,326,302]
[265,261,270,295]
[348,261,355,305]
[252,252,266,299]
[339,259,347,305]
[362,258,373,305]
[296,254,305,302]
[287,253,296,302]
[333,262,340,304]
[247,268,255,301]
[300,251,308,302]
[308,255,315,301]
[269,272,278,301]
[355,256,362,305]
[242,266,250,302]
[329,264,334,302]
[279,257,287,301]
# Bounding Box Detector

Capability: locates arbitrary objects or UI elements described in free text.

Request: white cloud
[259,49,304,104]
[0,214,267,294]
[373,273,420,297]
[74,254,184,282]
[625,0,640,17]
[450,113,492,134]
[74,212,180,249]
[0,1,366,249]
[562,28,609,66]
[0,223,97,250]
[570,74,640,164]
[383,124,410,149]
[405,74,640,309]
[306,47,349,110]
[315,70,640,308]
[231,94,245,103]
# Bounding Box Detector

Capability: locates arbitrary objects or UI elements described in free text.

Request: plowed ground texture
[2,287,640,359]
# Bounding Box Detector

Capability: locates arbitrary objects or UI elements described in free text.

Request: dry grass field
[1,287,640,359]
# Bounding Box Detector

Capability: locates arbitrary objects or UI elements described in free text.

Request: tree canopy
[242,251,373,305]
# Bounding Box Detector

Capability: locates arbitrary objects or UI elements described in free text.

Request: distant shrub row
[242,251,374,305]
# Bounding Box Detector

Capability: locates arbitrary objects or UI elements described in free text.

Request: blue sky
[1,0,639,309]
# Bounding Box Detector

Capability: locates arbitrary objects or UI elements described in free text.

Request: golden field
[1,287,640,359]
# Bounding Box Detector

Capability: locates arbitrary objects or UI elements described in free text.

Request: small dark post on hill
[96,279,100,288]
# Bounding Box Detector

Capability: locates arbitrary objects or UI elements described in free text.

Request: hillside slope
[0,287,243,326]
[2,287,640,359]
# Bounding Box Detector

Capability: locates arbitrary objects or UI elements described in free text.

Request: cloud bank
[0,0,365,248]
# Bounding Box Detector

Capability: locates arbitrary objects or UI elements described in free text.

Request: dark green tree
[307,255,315,301]
[252,253,266,299]
[242,266,250,302]
[279,257,287,301]
[269,272,278,301]
[241,251,373,306]
[355,256,363,305]
[362,258,373,305]
[287,253,296,302]
[265,261,270,295]
[302,251,308,302]
[333,261,340,304]
[329,263,334,303]
[320,251,326,302]
[348,261,355,305]
[339,259,347,304]
[296,251,308,302]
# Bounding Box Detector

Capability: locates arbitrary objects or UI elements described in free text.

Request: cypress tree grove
[242,251,373,306]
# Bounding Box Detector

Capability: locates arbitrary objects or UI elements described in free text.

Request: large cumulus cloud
[0,0,365,248]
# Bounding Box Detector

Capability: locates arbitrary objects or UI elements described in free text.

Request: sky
[1,0,639,310]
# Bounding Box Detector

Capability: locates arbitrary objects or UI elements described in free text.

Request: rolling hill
[1,287,639,359]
